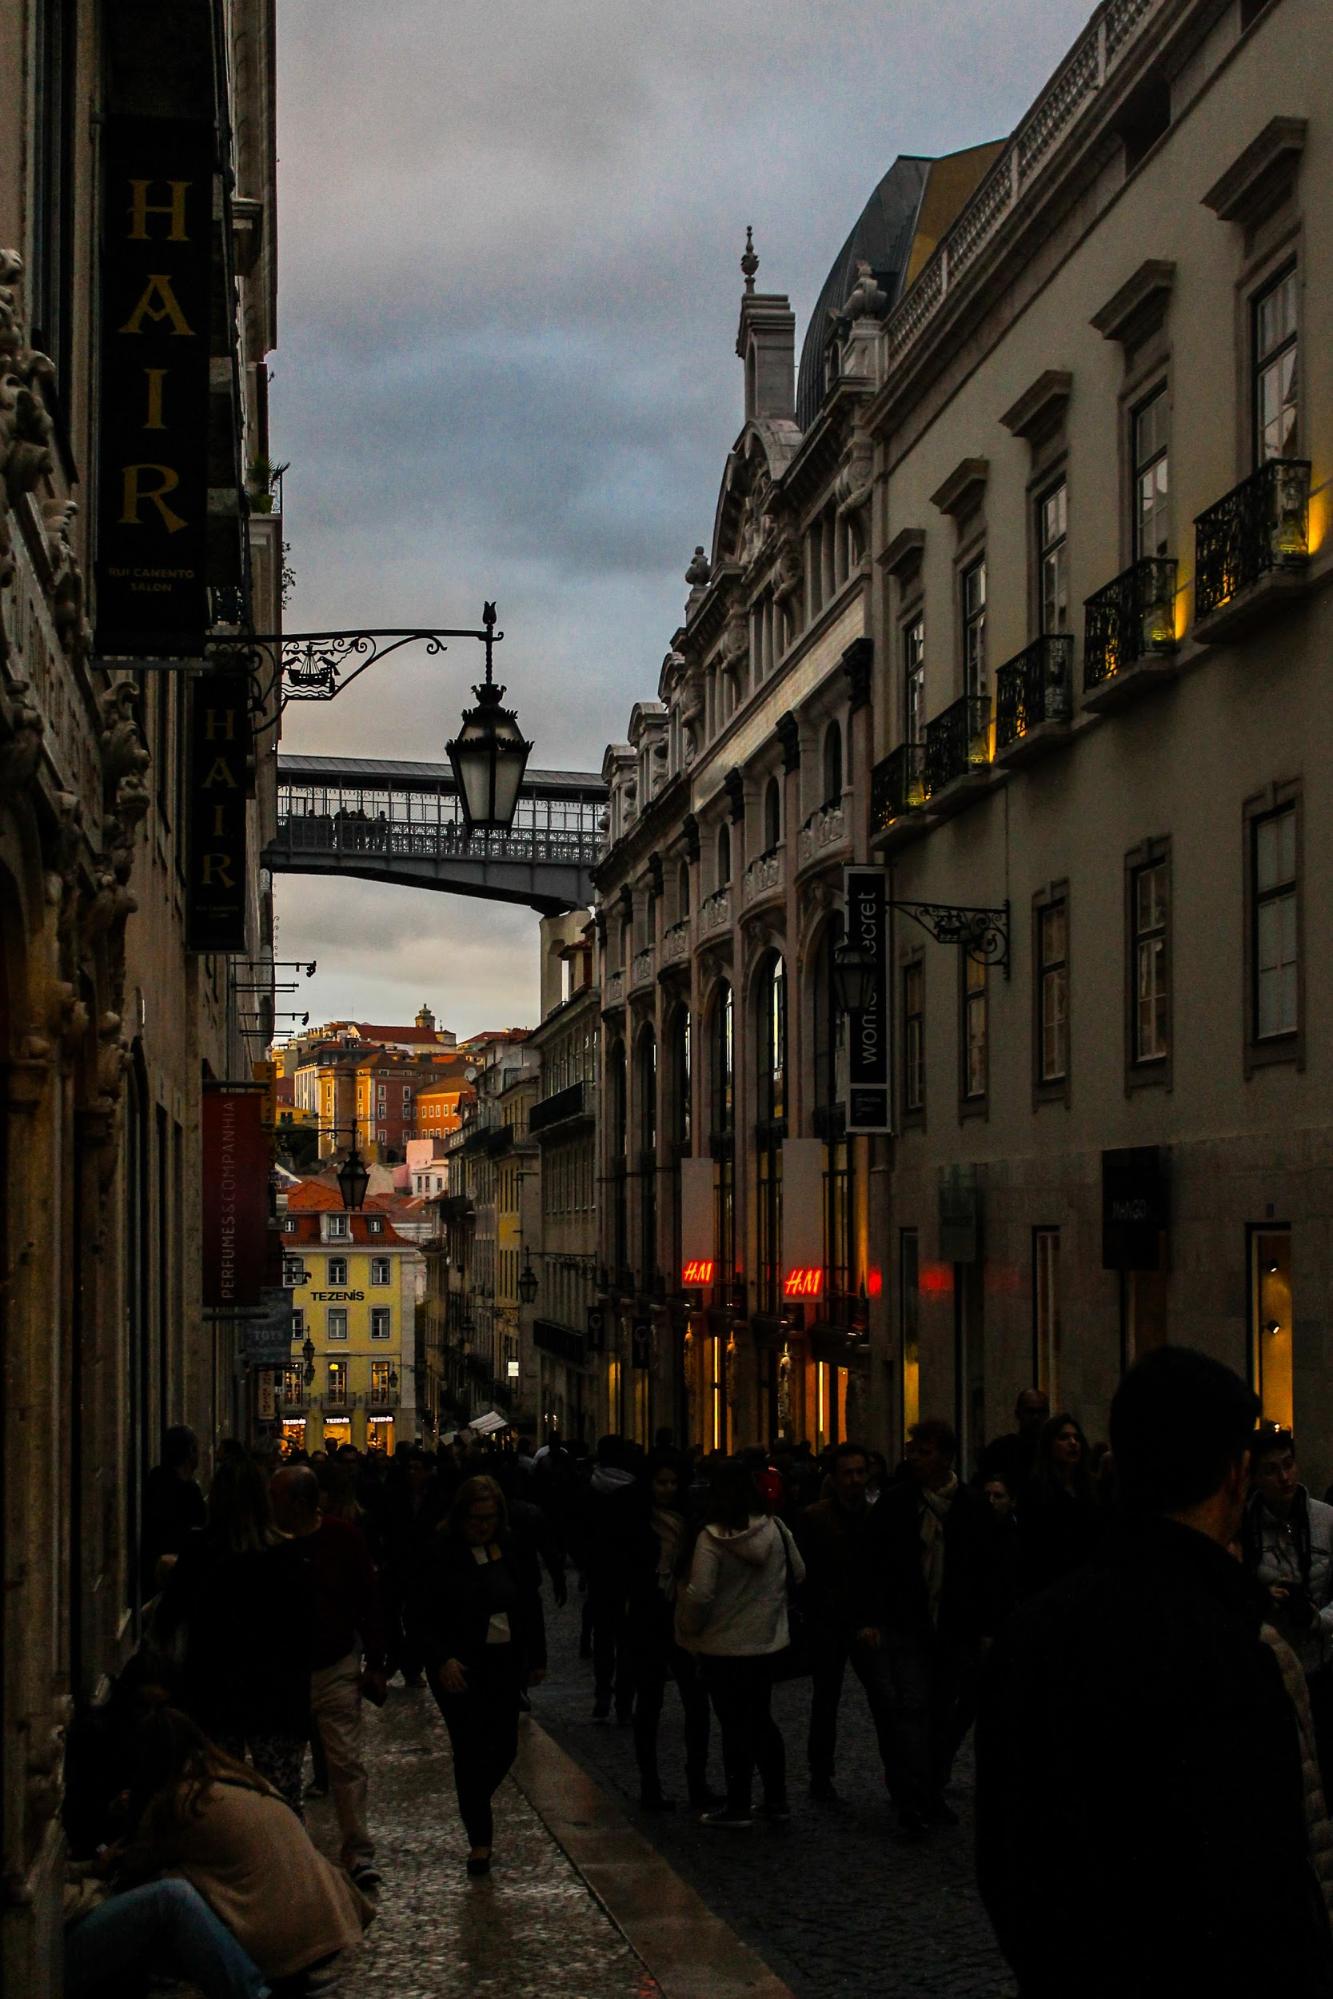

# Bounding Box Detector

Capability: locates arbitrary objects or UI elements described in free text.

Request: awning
[468,1409,509,1435]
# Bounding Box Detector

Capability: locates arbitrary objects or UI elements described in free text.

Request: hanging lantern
[445,602,532,831]
[336,1148,370,1212]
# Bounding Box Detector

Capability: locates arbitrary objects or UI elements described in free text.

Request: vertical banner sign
[202,1086,269,1310]
[187,670,249,950]
[781,1138,826,1303]
[96,117,213,658]
[679,1156,716,1289]
[845,866,891,1133]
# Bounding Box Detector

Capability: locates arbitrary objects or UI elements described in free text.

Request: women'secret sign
[844,866,890,1133]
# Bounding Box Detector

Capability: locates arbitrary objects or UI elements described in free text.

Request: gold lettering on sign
[120,465,186,532]
[119,274,194,337]
[201,854,237,888]
[201,755,240,788]
[204,708,238,741]
[142,368,167,429]
[127,180,191,241]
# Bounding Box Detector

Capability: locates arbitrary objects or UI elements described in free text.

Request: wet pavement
[307,1689,664,1999]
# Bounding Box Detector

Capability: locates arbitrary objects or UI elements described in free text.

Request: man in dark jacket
[976,1347,1333,1999]
[876,1418,1007,1833]
[798,1441,893,1802]
[580,1436,641,1722]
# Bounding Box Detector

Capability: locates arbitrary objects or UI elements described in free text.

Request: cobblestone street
[531,1596,1014,1999]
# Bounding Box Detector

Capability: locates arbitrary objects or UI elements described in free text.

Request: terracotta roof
[287,1179,344,1211]
[354,1022,453,1045]
[284,1212,411,1248]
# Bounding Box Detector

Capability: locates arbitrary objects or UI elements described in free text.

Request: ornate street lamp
[446,602,532,831]
[302,1337,316,1387]
[831,937,878,1018]
[517,1255,538,1307]
[336,1147,370,1212]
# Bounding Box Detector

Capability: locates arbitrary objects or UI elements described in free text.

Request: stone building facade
[861,0,1333,1482]
[592,154,996,1451]
[0,3,278,1987]
[592,0,1331,1481]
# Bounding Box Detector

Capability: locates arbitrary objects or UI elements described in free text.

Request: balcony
[1193,459,1311,642]
[603,967,625,1010]
[797,800,849,874]
[870,744,930,850]
[1083,559,1178,709]
[742,845,784,911]
[530,1080,588,1135]
[996,634,1074,762]
[661,918,691,966]
[924,694,994,814]
[699,886,732,935]
[630,945,655,992]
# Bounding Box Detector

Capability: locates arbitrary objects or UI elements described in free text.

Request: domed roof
[795,155,932,433]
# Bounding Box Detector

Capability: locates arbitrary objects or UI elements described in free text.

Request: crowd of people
[67,1347,1333,1997]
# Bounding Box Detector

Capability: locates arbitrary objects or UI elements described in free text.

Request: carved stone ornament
[685,546,712,589]
[772,537,803,604]
[0,252,54,663]
[723,608,748,668]
[841,259,888,323]
[0,674,44,791]
[836,428,875,518]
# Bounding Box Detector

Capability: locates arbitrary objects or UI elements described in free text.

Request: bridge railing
[270,811,603,869]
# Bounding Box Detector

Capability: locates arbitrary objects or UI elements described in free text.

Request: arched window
[670,1005,691,1149]
[717,821,731,889]
[822,720,843,807]
[637,1027,657,1154]
[764,775,781,852]
[709,983,733,1136]
[812,922,852,1305]
[757,954,786,1127]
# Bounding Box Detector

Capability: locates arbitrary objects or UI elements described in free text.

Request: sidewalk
[308,1684,792,1999]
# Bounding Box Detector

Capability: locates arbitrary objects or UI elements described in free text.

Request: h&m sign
[95,116,213,659]
[186,670,249,951]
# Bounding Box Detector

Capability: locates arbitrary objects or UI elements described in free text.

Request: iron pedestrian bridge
[268,754,606,914]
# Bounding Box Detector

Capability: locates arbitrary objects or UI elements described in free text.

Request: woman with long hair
[110,1707,371,1989]
[416,1474,546,1874]
[157,1453,313,1810]
[1018,1412,1106,1597]
[625,1450,715,1811]
[676,1457,804,1830]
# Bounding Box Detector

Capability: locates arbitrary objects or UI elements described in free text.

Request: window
[327,1309,348,1341]
[1038,481,1069,635]
[1037,898,1069,1084]
[1131,858,1169,1065]
[371,1256,390,1285]
[962,558,987,697]
[1249,1226,1292,1428]
[903,616,925,743]
[962,955,988,1105]
[327,1360,348,1401]
[1033,1228,1061,1401]
[1254,268,1298,465]
[709,983,733,1137]
[283,1216,297,1234]
[291,1308,305,1343]
[326,1213,348,1239]
[378,1128,387,1146]
[327,1256,347,1287]
[371,1308,391,1340]
[283,1256,305,1288]
[756,956,786,1315]
[1132,389,1170,560]
[763,776,781,852]
[822,721,843,806]
[1253,803,1298,1040]
[367,1216,383,1235]
[670,1005,691,1150]
[902,959,925,1117]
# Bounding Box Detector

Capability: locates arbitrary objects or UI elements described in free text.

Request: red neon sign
[682,1259,715,1286]
[783,1266,824,1300]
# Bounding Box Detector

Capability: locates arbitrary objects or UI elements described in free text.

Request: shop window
[1249,1227,1292,1428]
[900,1230,920,1439]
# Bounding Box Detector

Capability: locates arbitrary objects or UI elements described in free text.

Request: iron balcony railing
[871,743,928,830]
[1194,459,1311,621]
[271,811,603,869]
[996,634,1074,745]
[1083,558,1177,689]
[925,694,991,794]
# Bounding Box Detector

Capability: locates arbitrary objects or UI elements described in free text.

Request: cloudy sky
[271,0,1093,1040]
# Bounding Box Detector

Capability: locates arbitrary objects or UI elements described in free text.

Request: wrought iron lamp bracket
[890,898,1010,976]
[203,613,503,730]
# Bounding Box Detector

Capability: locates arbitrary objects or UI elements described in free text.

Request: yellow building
[279,1205,417,1453]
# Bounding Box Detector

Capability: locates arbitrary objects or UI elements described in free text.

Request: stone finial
[685,545,712,588]
[741,225,759,293]
[842,259,888,321]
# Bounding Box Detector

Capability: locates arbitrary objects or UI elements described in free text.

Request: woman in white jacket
[676,1459,805,1828]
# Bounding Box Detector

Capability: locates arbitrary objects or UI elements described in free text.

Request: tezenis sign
[186,670,249,951]
[95,117,213,658]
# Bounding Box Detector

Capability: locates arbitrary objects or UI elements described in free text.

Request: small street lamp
[302,1337,316,1387]
[831,937,878,1017]
[446,603,533,831]
[336,1148,371,1212]
[517,1254,538,1307]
